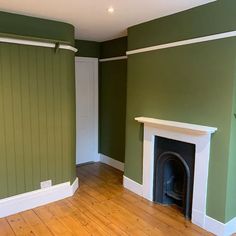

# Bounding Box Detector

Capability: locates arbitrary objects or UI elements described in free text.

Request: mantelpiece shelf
[135,117,217,135]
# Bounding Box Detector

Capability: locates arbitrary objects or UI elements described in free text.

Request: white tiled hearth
[134,117,217,228]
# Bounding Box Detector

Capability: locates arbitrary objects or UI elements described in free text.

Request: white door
[75,57,99,165]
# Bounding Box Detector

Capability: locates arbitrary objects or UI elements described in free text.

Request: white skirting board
[100,154,124,171]
[123,175,143,196]
[205,216,236,236]
[0,177,79,218]
[123,175,236,236]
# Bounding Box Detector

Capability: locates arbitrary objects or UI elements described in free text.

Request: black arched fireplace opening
[153,136,195,219]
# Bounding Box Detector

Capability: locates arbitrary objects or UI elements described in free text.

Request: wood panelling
[0,163,215,235]
[0,42,76,199]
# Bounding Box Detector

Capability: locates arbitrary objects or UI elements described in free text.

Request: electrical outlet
[40,180,52,189]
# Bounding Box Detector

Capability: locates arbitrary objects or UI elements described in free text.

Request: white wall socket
[40,180,52,189]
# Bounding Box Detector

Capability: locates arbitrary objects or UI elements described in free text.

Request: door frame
[75,57,99,164]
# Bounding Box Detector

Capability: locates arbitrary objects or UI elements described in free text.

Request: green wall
[128,0,236,50]
[0,11,74,45]
[99,60,127,162]
[99,37,127,162]
[125,1,236,223]
[0,12,76,199]
[226,62,236,221]
[100,37,127,58]
[75,40,100,58]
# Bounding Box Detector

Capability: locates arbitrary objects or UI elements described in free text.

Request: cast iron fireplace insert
[153,136,195,219]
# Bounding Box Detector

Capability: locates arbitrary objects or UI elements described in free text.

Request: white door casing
[75,57,99,164]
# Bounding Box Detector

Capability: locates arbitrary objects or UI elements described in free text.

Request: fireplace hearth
[153,137,195,219]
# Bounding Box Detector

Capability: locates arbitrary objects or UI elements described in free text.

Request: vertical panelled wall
[125,0,236,223]
[99,37,127,163]
[0,11,76,199]
[0,43,76,199]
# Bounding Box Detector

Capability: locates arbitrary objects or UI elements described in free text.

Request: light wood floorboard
[0,162,215,235]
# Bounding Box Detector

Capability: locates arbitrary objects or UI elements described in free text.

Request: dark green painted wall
[0,11,74,45]
[128,0,236,50]
[99,60,127,162]
[99,37,127,163]
[100,37,127,59]
[74,36,127,59]
[75,40,100,58]
[226,65,236,221]
[126,1,236,223]
[0,12,76,199]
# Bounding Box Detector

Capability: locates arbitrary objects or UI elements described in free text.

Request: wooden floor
[0,162,213,236]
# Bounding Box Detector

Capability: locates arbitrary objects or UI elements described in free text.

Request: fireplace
[153,136,195,219]
[133,117,217,228]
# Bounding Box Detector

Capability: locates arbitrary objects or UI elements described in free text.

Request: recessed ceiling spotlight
[108,6,114,14]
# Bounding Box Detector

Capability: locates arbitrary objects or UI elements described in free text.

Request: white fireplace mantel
[135,117,217,135]
[134,116,217,230]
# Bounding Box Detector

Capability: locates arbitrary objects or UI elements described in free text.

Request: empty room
[0,0,236,235]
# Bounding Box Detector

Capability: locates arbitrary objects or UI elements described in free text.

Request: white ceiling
[0,0,215,42]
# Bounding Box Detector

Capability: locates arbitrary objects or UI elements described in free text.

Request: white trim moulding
[205,216,236,236]
[135,117,217,135]
[100,154,124,171]
[0,37,78,52]
[126,31,236,56]
[99,56,127,62]
[123,176,143,196]
[0,178,79,218]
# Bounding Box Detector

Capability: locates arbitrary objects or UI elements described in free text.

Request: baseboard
[205,216,225,236]
[225,217,236,236]
[71,177,79,195]
[123,175,143,196]
[205,215,236,236]
[94,153,101,162]
[121,176,236,236]
[0,177,79,218]
[100,154,124,171]
[191,209,205,228]
[76,161,95,167]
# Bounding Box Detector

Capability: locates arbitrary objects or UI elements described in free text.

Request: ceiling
[0,0,215,42]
